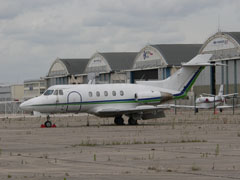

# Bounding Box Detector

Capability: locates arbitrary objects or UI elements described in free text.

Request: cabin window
[44,90,54,96]
[120,90,124,96]
[112,91,116,96]
[53,90,58,95]
[104,91,108,96]
[89,91,93,97]
[59,90,63,95]
[96,91,100,97]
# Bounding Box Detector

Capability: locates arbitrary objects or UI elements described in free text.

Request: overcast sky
[0,0,239,84]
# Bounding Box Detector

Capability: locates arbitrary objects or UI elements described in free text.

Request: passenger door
[67,91,82,112]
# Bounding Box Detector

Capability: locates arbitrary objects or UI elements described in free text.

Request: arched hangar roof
[133,44,202,69]
[85,52,138,73]
[47,58,89,77]
[200,32,240,60]
[152,44,202,65]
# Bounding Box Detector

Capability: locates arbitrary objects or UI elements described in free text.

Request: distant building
[129,44,202,83]
[196,32,240,95]
[46,58,89,87]
[24,79,46,100]
[85,52,137,84]
[0,84,24,101]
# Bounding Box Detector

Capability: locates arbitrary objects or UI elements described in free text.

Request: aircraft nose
[20,100,34,111]
[20,101,28,111]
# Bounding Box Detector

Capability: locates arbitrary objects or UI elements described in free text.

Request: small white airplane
[171,84,238,112]
[20,54,216,127]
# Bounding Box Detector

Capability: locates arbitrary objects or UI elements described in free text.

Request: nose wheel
[44,115,53,128]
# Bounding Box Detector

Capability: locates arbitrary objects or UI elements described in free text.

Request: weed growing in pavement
[237,132,240,137]
[71,139,156,147]
[164,138,207,144]
[191,163,201,171]
[215,144,220,156]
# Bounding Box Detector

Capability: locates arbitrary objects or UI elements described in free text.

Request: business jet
[20,54,215,127]
[196,85,238,111]
[171,84,238,112]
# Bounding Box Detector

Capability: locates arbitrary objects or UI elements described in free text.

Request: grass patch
[237,132,240,137]
[71,139,156,147]
[164,139,207,144]
[191,164,201,171]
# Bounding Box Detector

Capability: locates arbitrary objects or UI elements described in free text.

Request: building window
[89,91,93,97]
[120,90,124,96]
[104,91,108,96]
[112,91,116,96]
[96,91,100,97]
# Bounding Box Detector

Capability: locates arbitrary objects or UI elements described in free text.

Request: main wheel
[44,120,52,128]
[128,117,138,125]
[114,117,124,125]
[195,108,198,113]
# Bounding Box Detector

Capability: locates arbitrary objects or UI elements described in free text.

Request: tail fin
[137,54,212,98]
[218,84,224,96]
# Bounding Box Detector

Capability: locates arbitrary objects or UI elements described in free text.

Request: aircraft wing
[222,93,238,97]
[169,104,215,109]
[95,105,170,117]
[216,105,233,109]
[217,104,240,109]
[169,104,198,109]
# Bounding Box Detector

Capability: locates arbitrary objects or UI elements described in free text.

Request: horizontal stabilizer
[181,54,212,66]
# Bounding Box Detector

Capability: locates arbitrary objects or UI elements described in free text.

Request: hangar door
[130,69,158,83]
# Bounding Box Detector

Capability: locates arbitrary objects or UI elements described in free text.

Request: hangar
[195,32,240,95]
[43,31,240,100]
[130,44,202,83]
[46,58,89,87]
[85,52,137,84]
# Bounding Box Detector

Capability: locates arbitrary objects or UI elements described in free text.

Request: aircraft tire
[128,117,138,125]
[45,120,52,128]
[114,117,124,125]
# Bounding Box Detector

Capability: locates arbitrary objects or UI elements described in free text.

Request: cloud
[0,0,239,84]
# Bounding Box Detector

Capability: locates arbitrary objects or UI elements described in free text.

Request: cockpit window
[53,90,58,95]
[43,90,54,96]
[59,90,63,95]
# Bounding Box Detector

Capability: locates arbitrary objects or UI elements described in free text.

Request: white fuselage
[196,96,223,109]
[20,84,170,115]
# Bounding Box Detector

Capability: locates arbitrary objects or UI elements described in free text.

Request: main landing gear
[114,116,124,125]
[128,117,138,125]
[114,116,138,125]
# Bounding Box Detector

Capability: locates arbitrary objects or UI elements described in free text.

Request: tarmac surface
[0,109,240,179]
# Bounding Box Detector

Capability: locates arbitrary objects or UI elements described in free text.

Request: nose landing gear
[42,115,56,128]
